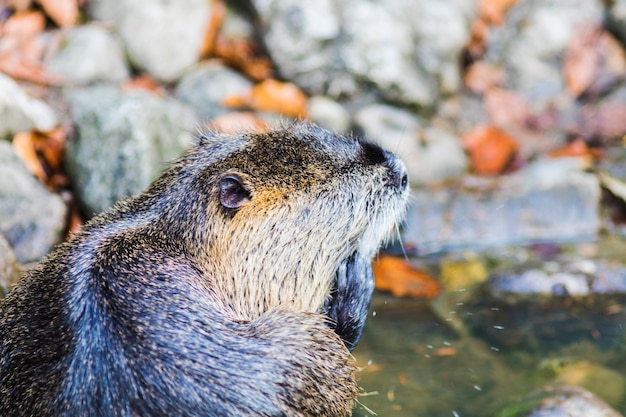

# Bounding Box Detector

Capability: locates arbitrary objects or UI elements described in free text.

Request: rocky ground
[2,0,626,415]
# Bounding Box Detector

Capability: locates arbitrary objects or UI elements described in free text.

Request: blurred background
[1,0,626,415]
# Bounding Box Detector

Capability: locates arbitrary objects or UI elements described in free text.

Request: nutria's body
[0,123,408,416]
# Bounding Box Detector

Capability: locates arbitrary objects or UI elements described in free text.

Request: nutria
[0,123,409,416]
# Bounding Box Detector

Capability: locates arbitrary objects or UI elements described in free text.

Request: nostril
[387,163,408,190]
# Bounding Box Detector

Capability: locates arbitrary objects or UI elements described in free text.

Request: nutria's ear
[219,175,251,209]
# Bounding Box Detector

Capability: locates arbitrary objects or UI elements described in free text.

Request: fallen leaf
[0,10,62,84]
[3,10,45,38]
[121,74,166,96]
[199,0,227,57]
[206,112,268,133]
[464,61,506,94]
[466,18,490,60]
[223,79,308,119]
[213,37,273,81]
[484,88,529,127]
[478,0,521,25]
[564,22,626,97]
[462,125,519,175]
[548,138,598,163]
[11,127,67,190]
[36,0,78,27]
[434,347,458,357]
[373,256,440,299]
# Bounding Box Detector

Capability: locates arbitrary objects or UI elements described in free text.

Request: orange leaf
[564,23,601,97]
[200,0,227,57]
[484,88,529,127]
[462,125,519,175]
[206,112,268,133]
[478,0,521,25]
[464,61,506,94]
[373,256,440,299]
[36,0,78,27]
[223,79,308,119]
[12,131,47,182]
[121,74,166,96]
[11,128,67,189]
[3,10,46,38]
[564,22,626,97]
[548,138,597,161]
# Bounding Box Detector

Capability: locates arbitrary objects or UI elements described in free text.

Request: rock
[509,387,624,417]
[89,0,211,82]
[0,233,22,297]
[252,0,474,108]
[403,157,600,254]
[64,85,196,217]
[174,62,253,121]
[45,24,129,85]
[485,0,603,111]
[355,104,467,186]
[0,142,67,263]
[0,73,58,139]
[307,96,351,134]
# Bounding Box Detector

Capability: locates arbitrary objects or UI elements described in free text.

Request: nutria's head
[154,123,409,321]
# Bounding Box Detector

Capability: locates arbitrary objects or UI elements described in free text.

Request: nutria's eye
[219,175,251,209]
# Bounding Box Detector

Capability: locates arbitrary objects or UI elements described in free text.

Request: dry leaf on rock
[223,79,308,119]
[206,112,268,133]
[462,124,519,175]
[548,138,598,164]
[464,61,506,94]
[36,0,78,27]
[199,0,227,57]
[11,128,67,190]
[478,0,521,25]
[0,11,62,84]
[200,0,272,80]
[373,256,440,299]
[564,22,626,97]
[484,88,529,127]
[121,74,166,96]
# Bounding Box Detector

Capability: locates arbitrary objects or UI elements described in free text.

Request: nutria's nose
[360,141,408,190]
[383,151,409,191]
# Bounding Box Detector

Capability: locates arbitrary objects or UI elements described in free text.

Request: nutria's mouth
[323,252,375,351]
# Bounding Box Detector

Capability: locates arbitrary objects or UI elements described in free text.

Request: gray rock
[355,104,467,186]
[486,0,603,111]
[89,0,211,82]
[0,233,22,296]
[0,73,58,139]
[403,158,600,254]
[174,62,253,122]
[0,142,67,263]
[489,258,626,298]
[46,24,129,85]
[65,85,196,217]
[252,0,474,108]
[525,387,623,417]
[307,96,351,134]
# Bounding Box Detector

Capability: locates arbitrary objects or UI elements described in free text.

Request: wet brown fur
[0,123,409,416]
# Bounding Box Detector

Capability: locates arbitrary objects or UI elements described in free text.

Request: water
[352,291,626,417]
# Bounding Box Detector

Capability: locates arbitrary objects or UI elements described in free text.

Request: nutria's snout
[383,151,408,191]
[359,141,409,191]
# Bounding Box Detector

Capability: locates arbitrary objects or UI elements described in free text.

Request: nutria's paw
[251,310,358,416]
[323,252,375,351]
